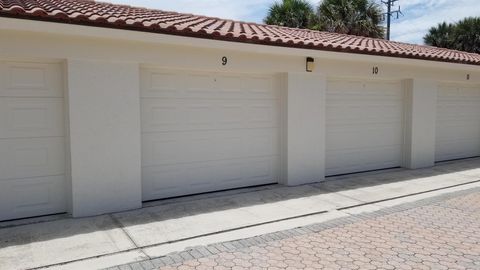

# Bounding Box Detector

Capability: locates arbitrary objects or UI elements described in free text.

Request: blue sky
[106,0,480,44]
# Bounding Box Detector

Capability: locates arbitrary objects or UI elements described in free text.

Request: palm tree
[264,0,317,29]
[452,17,480,54]
[424,17,480,54]
[424,22,455,49]
[317,0,385,38]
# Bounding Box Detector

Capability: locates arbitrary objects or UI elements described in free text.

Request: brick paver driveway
[152,190,480,270]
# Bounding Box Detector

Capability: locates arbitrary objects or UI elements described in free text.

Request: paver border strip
[106,186,480,270]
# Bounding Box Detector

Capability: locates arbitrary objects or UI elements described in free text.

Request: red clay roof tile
[1,0,480,66]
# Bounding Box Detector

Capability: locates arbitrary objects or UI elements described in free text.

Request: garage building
[0,0,479,221]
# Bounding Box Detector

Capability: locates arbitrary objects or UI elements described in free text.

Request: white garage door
[0,61,67,221]
[326,78,404,176]
[436,84,480,162]
[141,69,280,201]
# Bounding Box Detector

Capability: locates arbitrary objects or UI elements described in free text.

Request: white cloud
[104,0,274,22]
[105,0,480,44]
[104,0,322,23]
[389,0,480,43]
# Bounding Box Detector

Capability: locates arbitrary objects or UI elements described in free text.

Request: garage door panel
[212,75,245,94]
[185,73,216,91]
[0,62,63,97]
[0,175,66,221]
[326,79,404,176]
[436,84,480,162]
[327,145,402,176]
[328,80,401,95]
[437,112,480,122]
[141,99,278,132]
[141,69,276,100]
[0,137,65,180]
[328,94,403,102]
[142,156,277,200]
[246,77,275,96]
[438,104,480,118]
[364,81,402,94]
[327,105,402,123]
[140,70,184,98]
[327,120,403,130]
[436,140,480,161]
[142,129,278,167]
[247,101,278,125]
[327,127,403,151]
[141,99,214,131]
[439,85,480,97]
[437,123,480,140]
[0,97,64,138]
[328,101,403,118]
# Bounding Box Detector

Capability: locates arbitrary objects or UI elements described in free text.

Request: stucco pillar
[281,72,326,186]
[66,59,142,217]
[403,79,438,169]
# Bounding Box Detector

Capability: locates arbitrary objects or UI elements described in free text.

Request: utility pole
[381,0,403,40]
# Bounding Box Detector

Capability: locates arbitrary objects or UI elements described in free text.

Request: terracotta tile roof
[1,0,480,66]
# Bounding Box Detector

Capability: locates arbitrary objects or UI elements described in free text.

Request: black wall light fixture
[306,57,315,72]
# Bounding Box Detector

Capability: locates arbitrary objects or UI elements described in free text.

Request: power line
[381,0,403,40]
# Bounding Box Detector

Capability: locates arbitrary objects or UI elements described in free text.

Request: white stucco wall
[404,79,438,169]
[67,59,142,217]
[283,72,326,185]
[1,25,478,84]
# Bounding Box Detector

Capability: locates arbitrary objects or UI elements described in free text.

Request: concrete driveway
[126,188,480,270]
[2,158,480,270]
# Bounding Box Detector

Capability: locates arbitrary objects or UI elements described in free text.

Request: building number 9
[222,56,228,66]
